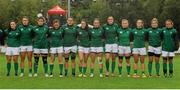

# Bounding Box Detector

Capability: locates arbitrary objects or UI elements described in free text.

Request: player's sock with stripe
[169,63,173,74]
[59,64,63,75]
[90,68,94,74]
[118,66,122,75]
[155,63,160,75]
[50,64,54,74]
[112,61,115,73]
[29,68,32,74]
[83,67,87,74]
[126,66,130,75]
[72,68,75,76]
[148,62,152,75]
[163,63,167,75]
[65,69,68,76]
[79,66,82,74]
[42,57,48,74]
[7,63,11,74]
[14,63,18,74]
[105,60,109,72]
[21,68,24,74]
[34,56,39,74]
[134,70,137,74]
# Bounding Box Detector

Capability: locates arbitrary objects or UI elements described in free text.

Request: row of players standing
[0,16,178,78]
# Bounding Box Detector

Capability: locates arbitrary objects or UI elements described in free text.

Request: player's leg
[111,44,118,76]
[58,47,64,77]
[118,55,123,77]
[64,53,69,77]
[49,53,55,77]
[33,49,40,77]
[90,52,96,77]
[27,47,33,77]
[148,52,154,77]
[105,52,110,76]
[98,52,103,77]
[155,54,160,77]
[132,48,139,78]
[42,52,48,77]
[13,55,19,76]
[6,55,11,76]
[140,48,147,78]
[168,52,175,78]
[125,55,131,77]
[111,53,117,77]
[162,51,168,78]
[78,50,84,77]
[20,48,26,77]
[71,52,76,77]
[83,52,89,77]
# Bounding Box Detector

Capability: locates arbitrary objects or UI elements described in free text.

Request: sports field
[0,54,179,89]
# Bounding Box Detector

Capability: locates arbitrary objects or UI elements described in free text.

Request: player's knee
[148,52,154,56]
[98,59,103,64]
[155,54,161,57]
[169,57,173,60]
[119,56,123,60]
[71,52,76,60]
[125,56,130,60]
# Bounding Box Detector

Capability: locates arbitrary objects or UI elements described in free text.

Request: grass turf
[0,54,179,89]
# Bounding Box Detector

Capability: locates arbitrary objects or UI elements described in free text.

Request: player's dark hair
[81,19,89,31]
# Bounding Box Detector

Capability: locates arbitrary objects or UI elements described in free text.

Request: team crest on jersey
[28,29,31,31]
[119,31,123,34]
[106,27,109,30]
[21,28,24,31]
[52,32,55,34]
[36,29,39,31]
[79,32,82,34]
[135,32,137,34]
[92,31,95,33]
[149,31,152,33]
[16,33,18,35]
[65,28,69,30]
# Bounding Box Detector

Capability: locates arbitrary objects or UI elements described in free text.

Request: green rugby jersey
[162,28,178,52]
[18,24,33,46]
[117,27,131,46]
[77,27,90,47]
[48,27,64,47]
[147,28,162,47]
[103,23,118,44]
[62,25,77,47]
[4,29,20,47]
[132,28,147,48]
[89,27,104,47]
[32,25,49,49]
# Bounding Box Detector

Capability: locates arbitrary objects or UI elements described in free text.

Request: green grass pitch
[0,54,179,89]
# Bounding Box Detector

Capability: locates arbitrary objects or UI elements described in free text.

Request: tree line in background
[0,0,180,34]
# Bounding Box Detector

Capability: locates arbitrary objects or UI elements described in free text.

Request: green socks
[155,63,160,75]
[163,63,167,74]
[90,68,94,74]
[7,63,11,74]
[126,66,130,75]
[134,70,137,74]
[79,66,82,74]
[148,62,152,75]
[99,68,103,74]
[118,66,122,74]
[83,67,87,74]
[43,64,48,74]
[21,68,24,73]
[169,63,173,74]
[59,64,63,75]
[105,60,109,72]
[50,64,54,73]
[29,68,32,74]
[112,61,115,73]
[14,63,18,74]
[65,69,68,76]
[72,68,75,76]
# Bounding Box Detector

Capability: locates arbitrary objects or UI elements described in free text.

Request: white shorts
[50,47,63,54]
[33,48,48,54]
[162,51,175,57]
[148,46,161,55]
[5,47,20,55]
[90,47,103,53]
[132,47,147,55]
[20,46,33,52]
[118,46,131,55]
[64,46,77,54]
[78,46,90,54]
[0,46,6,53]
[105,44,118,53]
